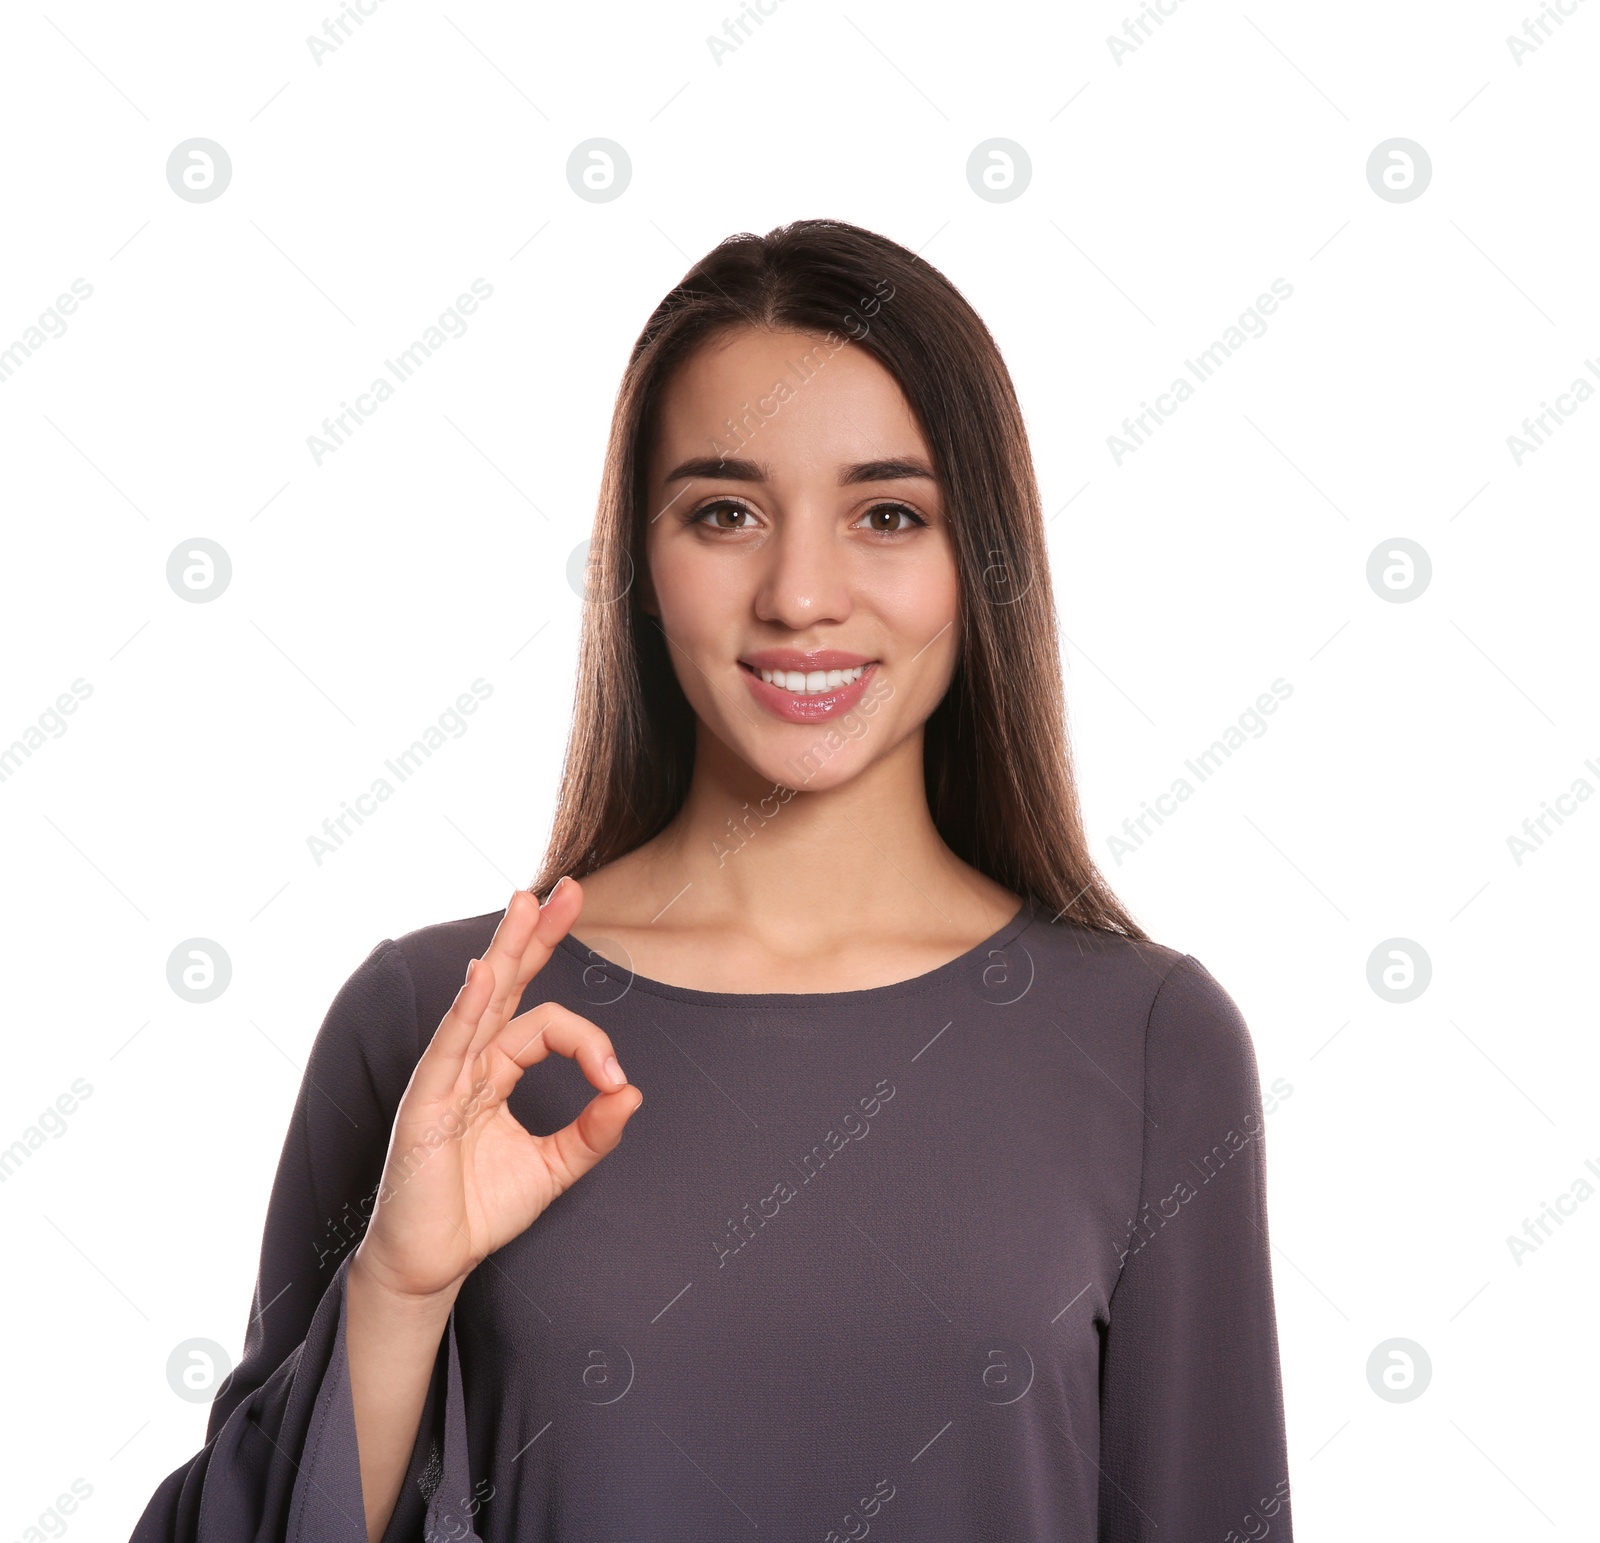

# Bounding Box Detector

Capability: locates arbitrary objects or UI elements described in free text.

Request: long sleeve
[129,939,482,1543]
[1097,954,1293,1543]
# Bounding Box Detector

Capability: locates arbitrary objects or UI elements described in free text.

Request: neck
[639,721,977,947]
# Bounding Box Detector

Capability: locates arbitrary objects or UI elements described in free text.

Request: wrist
[349,1243,464,1320]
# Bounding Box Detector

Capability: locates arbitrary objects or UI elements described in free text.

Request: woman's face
[640,326,961,793]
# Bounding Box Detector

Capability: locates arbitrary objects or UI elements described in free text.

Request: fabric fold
[128,936,479,1542]
[132,1245,476,1543]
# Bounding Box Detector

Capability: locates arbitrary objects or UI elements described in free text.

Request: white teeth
[756,664,866,694]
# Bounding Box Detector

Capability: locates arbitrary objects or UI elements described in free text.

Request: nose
[751,507,854,632]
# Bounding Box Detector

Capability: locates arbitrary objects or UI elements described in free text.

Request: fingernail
[603,1054,625,1086]
[543,875,570,908]
[464,957,477,985]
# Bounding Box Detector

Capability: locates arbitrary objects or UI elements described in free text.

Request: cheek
[647,542,709,625]
[646,542,748,657]
[881,552,961,703]
[878,549,960,643]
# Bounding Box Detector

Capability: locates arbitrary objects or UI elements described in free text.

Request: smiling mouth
[739,662,871,695]
[736,659,882,723]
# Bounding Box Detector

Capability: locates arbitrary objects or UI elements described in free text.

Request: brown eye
[694,499,756,530]
[859,502,925,533]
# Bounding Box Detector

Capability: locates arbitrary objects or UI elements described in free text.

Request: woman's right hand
[350,877,642,1303]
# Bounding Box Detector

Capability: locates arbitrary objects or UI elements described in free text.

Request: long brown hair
[529,218,1146,940]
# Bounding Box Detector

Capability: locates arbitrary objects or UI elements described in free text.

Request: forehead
[647,326,928,479]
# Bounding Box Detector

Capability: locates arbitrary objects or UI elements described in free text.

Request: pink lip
[740,648,875,672]
[739,659,880,724]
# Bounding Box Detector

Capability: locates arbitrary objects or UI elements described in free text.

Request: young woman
[133,220,1292,1543]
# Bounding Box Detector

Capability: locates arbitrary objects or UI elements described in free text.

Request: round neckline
[555,893,1040,1009]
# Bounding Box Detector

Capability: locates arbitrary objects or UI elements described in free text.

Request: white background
[1,2,1596,1538]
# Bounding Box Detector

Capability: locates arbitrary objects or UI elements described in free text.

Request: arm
[131,939,448,1543]
[1098,954,1294,1543]
[344,1257,460,1541]
[132,885,643,1543]
[337,884,642,1540]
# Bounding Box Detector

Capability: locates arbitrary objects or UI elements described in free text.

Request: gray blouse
[130,897,1293,1541]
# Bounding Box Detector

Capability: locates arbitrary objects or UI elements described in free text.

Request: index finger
[466,878,584,1060]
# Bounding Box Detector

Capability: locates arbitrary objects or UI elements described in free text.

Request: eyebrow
[662,455,937,485]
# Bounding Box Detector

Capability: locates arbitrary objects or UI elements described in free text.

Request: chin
[738,732,875,795]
